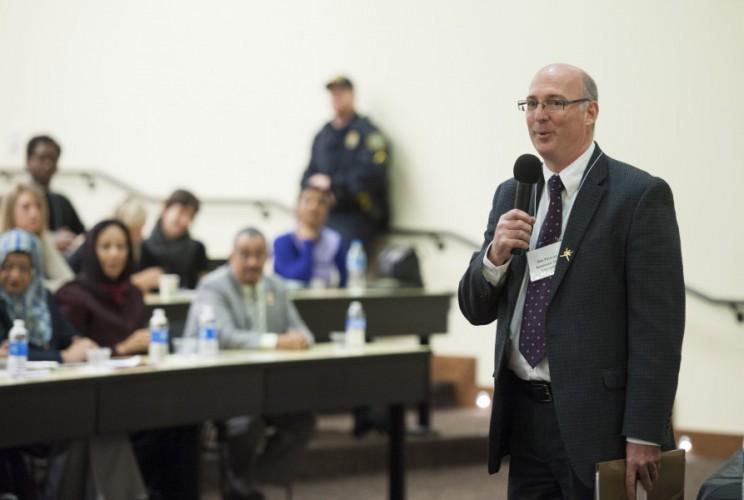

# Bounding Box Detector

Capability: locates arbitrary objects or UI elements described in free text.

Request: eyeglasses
[517,98,591,112]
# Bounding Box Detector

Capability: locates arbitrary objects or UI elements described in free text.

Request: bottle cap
[13,319,25,328]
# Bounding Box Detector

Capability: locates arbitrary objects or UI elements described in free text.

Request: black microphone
[512,154,542,255]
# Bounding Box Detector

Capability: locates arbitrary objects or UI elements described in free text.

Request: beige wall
[1,0,742,434]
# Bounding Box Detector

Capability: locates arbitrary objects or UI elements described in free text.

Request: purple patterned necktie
[519,174,564,367]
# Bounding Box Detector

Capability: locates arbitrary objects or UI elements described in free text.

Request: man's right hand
[54,229,77,253]
[487,209,535,266]
[276,330,310,350]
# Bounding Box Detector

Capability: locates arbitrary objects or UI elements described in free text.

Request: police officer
[301,76,390,253]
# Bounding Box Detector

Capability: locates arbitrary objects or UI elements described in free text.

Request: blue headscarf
[0,229,52,346]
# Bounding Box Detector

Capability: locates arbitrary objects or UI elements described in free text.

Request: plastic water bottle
[6,319,28,377]
[345,301,366,348]
[198,305,219,357]
[346,240,367,294]
[148,308,169,363]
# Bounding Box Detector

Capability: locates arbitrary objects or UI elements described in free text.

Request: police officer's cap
[326,75,353,90]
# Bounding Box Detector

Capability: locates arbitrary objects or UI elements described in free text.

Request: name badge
[526,241,562,282]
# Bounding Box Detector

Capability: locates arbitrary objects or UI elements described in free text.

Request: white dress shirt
[482,142,596,382]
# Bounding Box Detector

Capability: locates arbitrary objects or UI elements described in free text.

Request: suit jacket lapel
[549,145,608,300]
[532,177,545,217]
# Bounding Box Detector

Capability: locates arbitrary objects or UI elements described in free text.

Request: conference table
[147,286,452,429]
[146,286,453,343]
[0,343,430,500]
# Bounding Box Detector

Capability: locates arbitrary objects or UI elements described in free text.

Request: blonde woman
[0,182,74,292]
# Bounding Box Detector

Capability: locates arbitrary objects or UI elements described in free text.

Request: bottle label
[200,327,217,340]
[151,328,169,344]
[346,318,366,331]
[9,341,28,357]
[349,255,366,270]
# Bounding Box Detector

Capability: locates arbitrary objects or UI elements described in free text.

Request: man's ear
[585,101,599,127]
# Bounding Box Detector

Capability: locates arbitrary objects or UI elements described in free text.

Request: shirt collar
[541,142,596,198]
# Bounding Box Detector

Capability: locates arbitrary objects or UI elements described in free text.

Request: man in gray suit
[458,64,684,499]
[184,227,315,500]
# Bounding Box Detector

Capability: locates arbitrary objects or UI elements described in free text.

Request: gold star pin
[560,248,574,262]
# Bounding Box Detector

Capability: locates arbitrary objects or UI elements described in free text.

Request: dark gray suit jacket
[458,144,685,486]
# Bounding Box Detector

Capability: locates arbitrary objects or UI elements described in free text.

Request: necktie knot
[548,175,564,196]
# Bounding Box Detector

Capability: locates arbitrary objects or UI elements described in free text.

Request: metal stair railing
[2,167,741,323]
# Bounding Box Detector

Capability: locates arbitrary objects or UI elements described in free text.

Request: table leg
[388,403,405,500]
[417,335,431,429]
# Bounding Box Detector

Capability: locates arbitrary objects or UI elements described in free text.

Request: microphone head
[513,154,542,183]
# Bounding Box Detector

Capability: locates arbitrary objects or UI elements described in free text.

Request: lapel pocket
[602,367,627,389]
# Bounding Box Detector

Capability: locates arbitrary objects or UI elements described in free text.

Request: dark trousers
[220,413,316,496]
[0,448,36,500]
[132,425,201,500]
[507,375,594,500]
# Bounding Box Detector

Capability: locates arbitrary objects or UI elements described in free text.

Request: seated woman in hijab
[55,219,151,355]
[0,229,98,500]
[67,196,164,293]
[56,219,200,500]
[0,229,96,362]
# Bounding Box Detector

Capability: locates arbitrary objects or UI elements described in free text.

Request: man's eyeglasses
[517,98,591,112]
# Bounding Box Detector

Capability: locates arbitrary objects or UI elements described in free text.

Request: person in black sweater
[0,228,95,362]
[144,189,208,290]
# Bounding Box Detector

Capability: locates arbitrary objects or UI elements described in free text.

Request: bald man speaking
[459,64,684,499]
